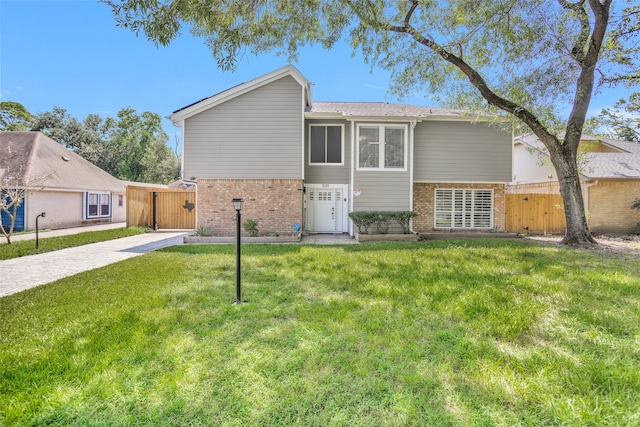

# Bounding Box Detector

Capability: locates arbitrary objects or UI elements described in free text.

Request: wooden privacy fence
[505,193,566,235]
[127,186,196,230]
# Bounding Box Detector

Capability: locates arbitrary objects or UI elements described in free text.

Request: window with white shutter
[435,189,493,229]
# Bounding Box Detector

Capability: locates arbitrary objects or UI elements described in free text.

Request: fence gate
[126,186,196,230]
[505,193,566,235]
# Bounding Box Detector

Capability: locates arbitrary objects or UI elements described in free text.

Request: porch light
[232,198,244,212]
[232,198,244,304]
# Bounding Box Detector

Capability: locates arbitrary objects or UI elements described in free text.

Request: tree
[0,101,33,131]
[31,107,181,184]
[104,0,640,244]
[101,108,181,183]
[1,146,48,244]
[588,91,640,141]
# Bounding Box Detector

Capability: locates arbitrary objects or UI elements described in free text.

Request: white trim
[409,120,416,232]
[355,123,409,172]
[170,65,310,122]
[349,121,355,236]
[308,124,345,166]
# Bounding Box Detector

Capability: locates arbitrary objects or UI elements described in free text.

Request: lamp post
[35,212,46,248]
[232,198,244,304]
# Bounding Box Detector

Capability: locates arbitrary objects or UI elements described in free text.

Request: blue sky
[1,0,630,151]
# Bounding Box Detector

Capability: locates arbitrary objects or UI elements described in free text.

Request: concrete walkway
[0,227,356,298]
[0,231,187,298]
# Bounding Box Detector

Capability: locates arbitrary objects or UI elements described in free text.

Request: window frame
[434,188,493,229]
[356,123,408,171]
[86,192,112,219]
[308,124,344,166]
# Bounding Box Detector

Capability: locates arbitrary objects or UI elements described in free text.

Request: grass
[1,239,639,426]
[0,227,148,260]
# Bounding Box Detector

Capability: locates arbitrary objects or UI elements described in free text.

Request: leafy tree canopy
[0,101,33,131]
[586,91,640,142]
[30,106,180,184]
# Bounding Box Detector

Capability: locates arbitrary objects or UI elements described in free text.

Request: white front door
[306,185,347,233]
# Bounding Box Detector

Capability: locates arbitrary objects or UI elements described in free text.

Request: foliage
[588,92,640,142]
[194,225,211,237]
[243,218,259,236]
[349,211,417,234]
[1,239,639,425]
[348,211,376,234]
[633,198,640,211]
[0,101,33,131]
[0,146,49,244]
[30,106,181,184]
[102,0,640,244]
[0,227,146,260]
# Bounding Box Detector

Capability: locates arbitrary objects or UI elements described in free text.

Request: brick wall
[197,179,304,236]
[588,180,640,234]
[413,183,506,232]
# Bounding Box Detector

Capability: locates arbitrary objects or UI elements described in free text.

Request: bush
[243,219,259,237]
[348,211,417,234]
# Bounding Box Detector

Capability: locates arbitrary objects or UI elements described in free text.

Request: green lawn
[0,227,147,260]
[1,239,638,426]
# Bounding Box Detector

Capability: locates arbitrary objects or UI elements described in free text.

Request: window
[309,125,342,164]
[357,124,406,170]
[118,195,124,207]
[435,189,493,229]
[87,193,111,218]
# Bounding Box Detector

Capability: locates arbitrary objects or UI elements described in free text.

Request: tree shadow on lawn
[2,238,638,425]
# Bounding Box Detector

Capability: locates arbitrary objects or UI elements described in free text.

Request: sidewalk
[0,231,187,298]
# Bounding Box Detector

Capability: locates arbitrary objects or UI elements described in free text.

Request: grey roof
[306,102,473,118]
[0,131,125,192]
[515,133,640,179]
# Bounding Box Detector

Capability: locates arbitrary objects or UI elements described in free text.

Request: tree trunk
[548,148,596,245]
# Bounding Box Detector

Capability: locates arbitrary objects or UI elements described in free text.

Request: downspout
[349,119,356,236]
[409,120,418,234]
[581,179,598,228]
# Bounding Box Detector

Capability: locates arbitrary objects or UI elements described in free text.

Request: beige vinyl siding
[353,172,411,211]
[304,119,351,184]
[183,76,303,180]
[414,121,512,182]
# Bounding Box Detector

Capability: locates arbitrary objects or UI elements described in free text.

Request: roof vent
[62,156,70,162]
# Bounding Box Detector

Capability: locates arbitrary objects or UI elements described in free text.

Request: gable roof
[169,65,312,123]
[0,131,125,192]
[515,133,640,179]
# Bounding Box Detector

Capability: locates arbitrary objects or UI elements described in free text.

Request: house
[0,131,127,232]
[169,65,513,236]
[510,133,640,234]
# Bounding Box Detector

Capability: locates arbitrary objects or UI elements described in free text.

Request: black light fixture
[232,198,244,304]
[35,212,46,248]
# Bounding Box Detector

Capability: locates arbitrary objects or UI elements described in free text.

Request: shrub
[195,225,211,237]
[243,219,259,237]
[348,211,417,234]
[348,211,375,234]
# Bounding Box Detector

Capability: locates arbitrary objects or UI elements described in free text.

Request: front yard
[1,239,638,426]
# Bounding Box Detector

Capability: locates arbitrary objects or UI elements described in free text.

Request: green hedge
[348,211,417,234]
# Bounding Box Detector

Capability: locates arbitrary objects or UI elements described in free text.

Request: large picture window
[435,189,493,229]
[357,124,406,170]
[87,193,111,218]
[309,125,343,164]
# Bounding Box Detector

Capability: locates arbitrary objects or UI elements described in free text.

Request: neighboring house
[511,133,640,234]
[169,65,513,236]
[0,131,126,231]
